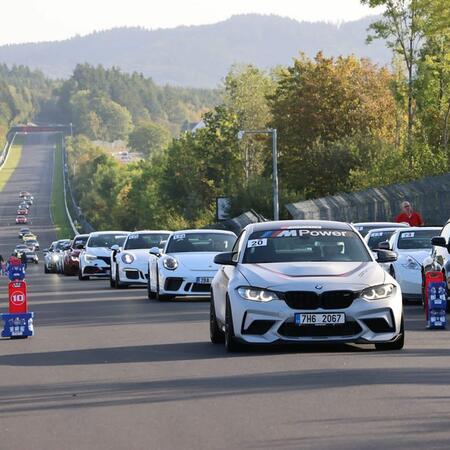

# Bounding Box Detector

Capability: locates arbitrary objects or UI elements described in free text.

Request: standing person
[395,201,424,226]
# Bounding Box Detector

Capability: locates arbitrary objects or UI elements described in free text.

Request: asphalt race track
[1,133,450,450]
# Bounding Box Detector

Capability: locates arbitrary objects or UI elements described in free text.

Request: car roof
[171,229,236,236]
[366,227,402,234]
[353,222,409,227]
[74,234,90,238]
[127,230,172,235]
[89,231,129,236]
[245,220,353,233]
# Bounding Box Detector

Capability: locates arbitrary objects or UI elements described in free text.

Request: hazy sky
[1,0,383,45]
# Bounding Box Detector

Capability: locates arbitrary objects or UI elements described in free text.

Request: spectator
[395,201,424,226]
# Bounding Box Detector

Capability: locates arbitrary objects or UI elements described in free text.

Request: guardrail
[61,137,95,234]
[0,134,15,169]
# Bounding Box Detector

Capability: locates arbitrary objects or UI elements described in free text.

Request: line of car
[13,191,40,264]
[42,220,441,352]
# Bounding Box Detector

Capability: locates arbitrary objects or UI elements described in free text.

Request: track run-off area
[1,133,450,450]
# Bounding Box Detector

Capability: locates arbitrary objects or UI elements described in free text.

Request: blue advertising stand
[427,282,447,329]
[1,312,34,338]
[1,262,34,338]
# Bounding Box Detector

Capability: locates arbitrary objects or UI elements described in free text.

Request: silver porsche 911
[211,220,404,352]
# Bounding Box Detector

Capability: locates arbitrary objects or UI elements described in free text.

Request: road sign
[8,280,27,314]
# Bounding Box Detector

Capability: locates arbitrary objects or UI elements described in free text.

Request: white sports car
[110,230,171,288]
[211,220,404,352]
[148,229,236,301]
[379,227,440,301]
[79,231,129,280]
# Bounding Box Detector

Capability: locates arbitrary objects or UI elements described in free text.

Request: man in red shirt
[395,201,424,226]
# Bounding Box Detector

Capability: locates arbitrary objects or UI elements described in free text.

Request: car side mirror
[214,252,237,266]
[111,244,120,252]
[149,247,161,256]
[374,249,397,263]
[378,241,391,250]
[431,236,447,248]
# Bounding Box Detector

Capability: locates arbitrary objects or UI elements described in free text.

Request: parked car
[16,215,27,224]
[110,230,171,288]
[43,239,71,273]
[78,231,129,280]
[18,227,31,238]
[25,239,40,251]
[353,222,409,238]
[17,208,28,215]
[148,229,237,301]
[211,220,403,352]
[379,227,440,302]
[62,234,89,275]
[364,228,402,251]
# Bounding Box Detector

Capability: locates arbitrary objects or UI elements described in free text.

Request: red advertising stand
[424,271,444,320]
[8,280,27,314]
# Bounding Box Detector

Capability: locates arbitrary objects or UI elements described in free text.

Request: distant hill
[0,14,389,88]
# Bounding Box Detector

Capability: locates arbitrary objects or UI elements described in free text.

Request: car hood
[85,247,112,257]
[122,248,151,261]
[170,252,219,271]
[397,249,431,264]
[237,261,385,291]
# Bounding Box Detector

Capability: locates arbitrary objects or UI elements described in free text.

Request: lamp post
[237,128,279,221]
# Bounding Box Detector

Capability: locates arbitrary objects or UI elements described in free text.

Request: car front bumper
[228,289,403,344]
[158,269,217,297]
[118,263,148,286]
[81,259,111,277]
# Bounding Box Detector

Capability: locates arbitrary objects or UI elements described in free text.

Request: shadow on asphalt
[0,365,450,416]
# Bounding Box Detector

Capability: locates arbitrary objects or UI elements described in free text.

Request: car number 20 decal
[247,238,267,248]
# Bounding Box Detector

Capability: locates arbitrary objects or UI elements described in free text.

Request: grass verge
[51,135,75,239]
[0,134,25,191]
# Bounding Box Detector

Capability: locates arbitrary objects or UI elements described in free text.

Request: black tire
[147,277,156,300]
[44,265,49,274]
[109,275,115,288]
[210,293,224,344]
[375,315,405,351]
[78,270,89,281]
[155,267,173,301]
[225,298,241,352]
[115,265,125,289]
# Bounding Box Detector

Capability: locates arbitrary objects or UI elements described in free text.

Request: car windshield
[367,230,396,250]
[166,232,235,253]
[354,224,406,237]
[243,228,371,263]
[73,236,88,248]
[125,233,170,250]
[55,241,70,250]
[88,234,128,248]
[397,230,438,250]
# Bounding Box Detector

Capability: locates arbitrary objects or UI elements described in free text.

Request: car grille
[191,283,211,293]
[242,320,275,335]
[362,318,395,333]
[125,270,139,280]
[165,277,183,291]
[284,290,358,310]
[98,256,111,265]
[278,321,362,338]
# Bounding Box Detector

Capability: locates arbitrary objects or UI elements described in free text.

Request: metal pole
[271,129,279,221]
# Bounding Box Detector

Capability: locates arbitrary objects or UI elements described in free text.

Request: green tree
[128,121,171,157]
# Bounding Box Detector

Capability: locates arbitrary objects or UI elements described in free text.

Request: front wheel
[44,265,49,274]
[225,298,242,352]
[375,315,404,351]
[78,270,89,281]
[210,294,224,344]
[147,277,156,300]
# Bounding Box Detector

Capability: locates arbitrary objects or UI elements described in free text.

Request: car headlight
[51,255,59,262]
[361,284,396,301]
[237,287,280,302]
[162,256,178,270]
[84,254,97,262]
[71,256,79,261]
[121,253,134,264]
[401,256,421,271]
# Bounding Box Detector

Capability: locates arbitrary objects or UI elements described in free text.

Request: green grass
[51,136,75,239]
[0,134,25,191]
